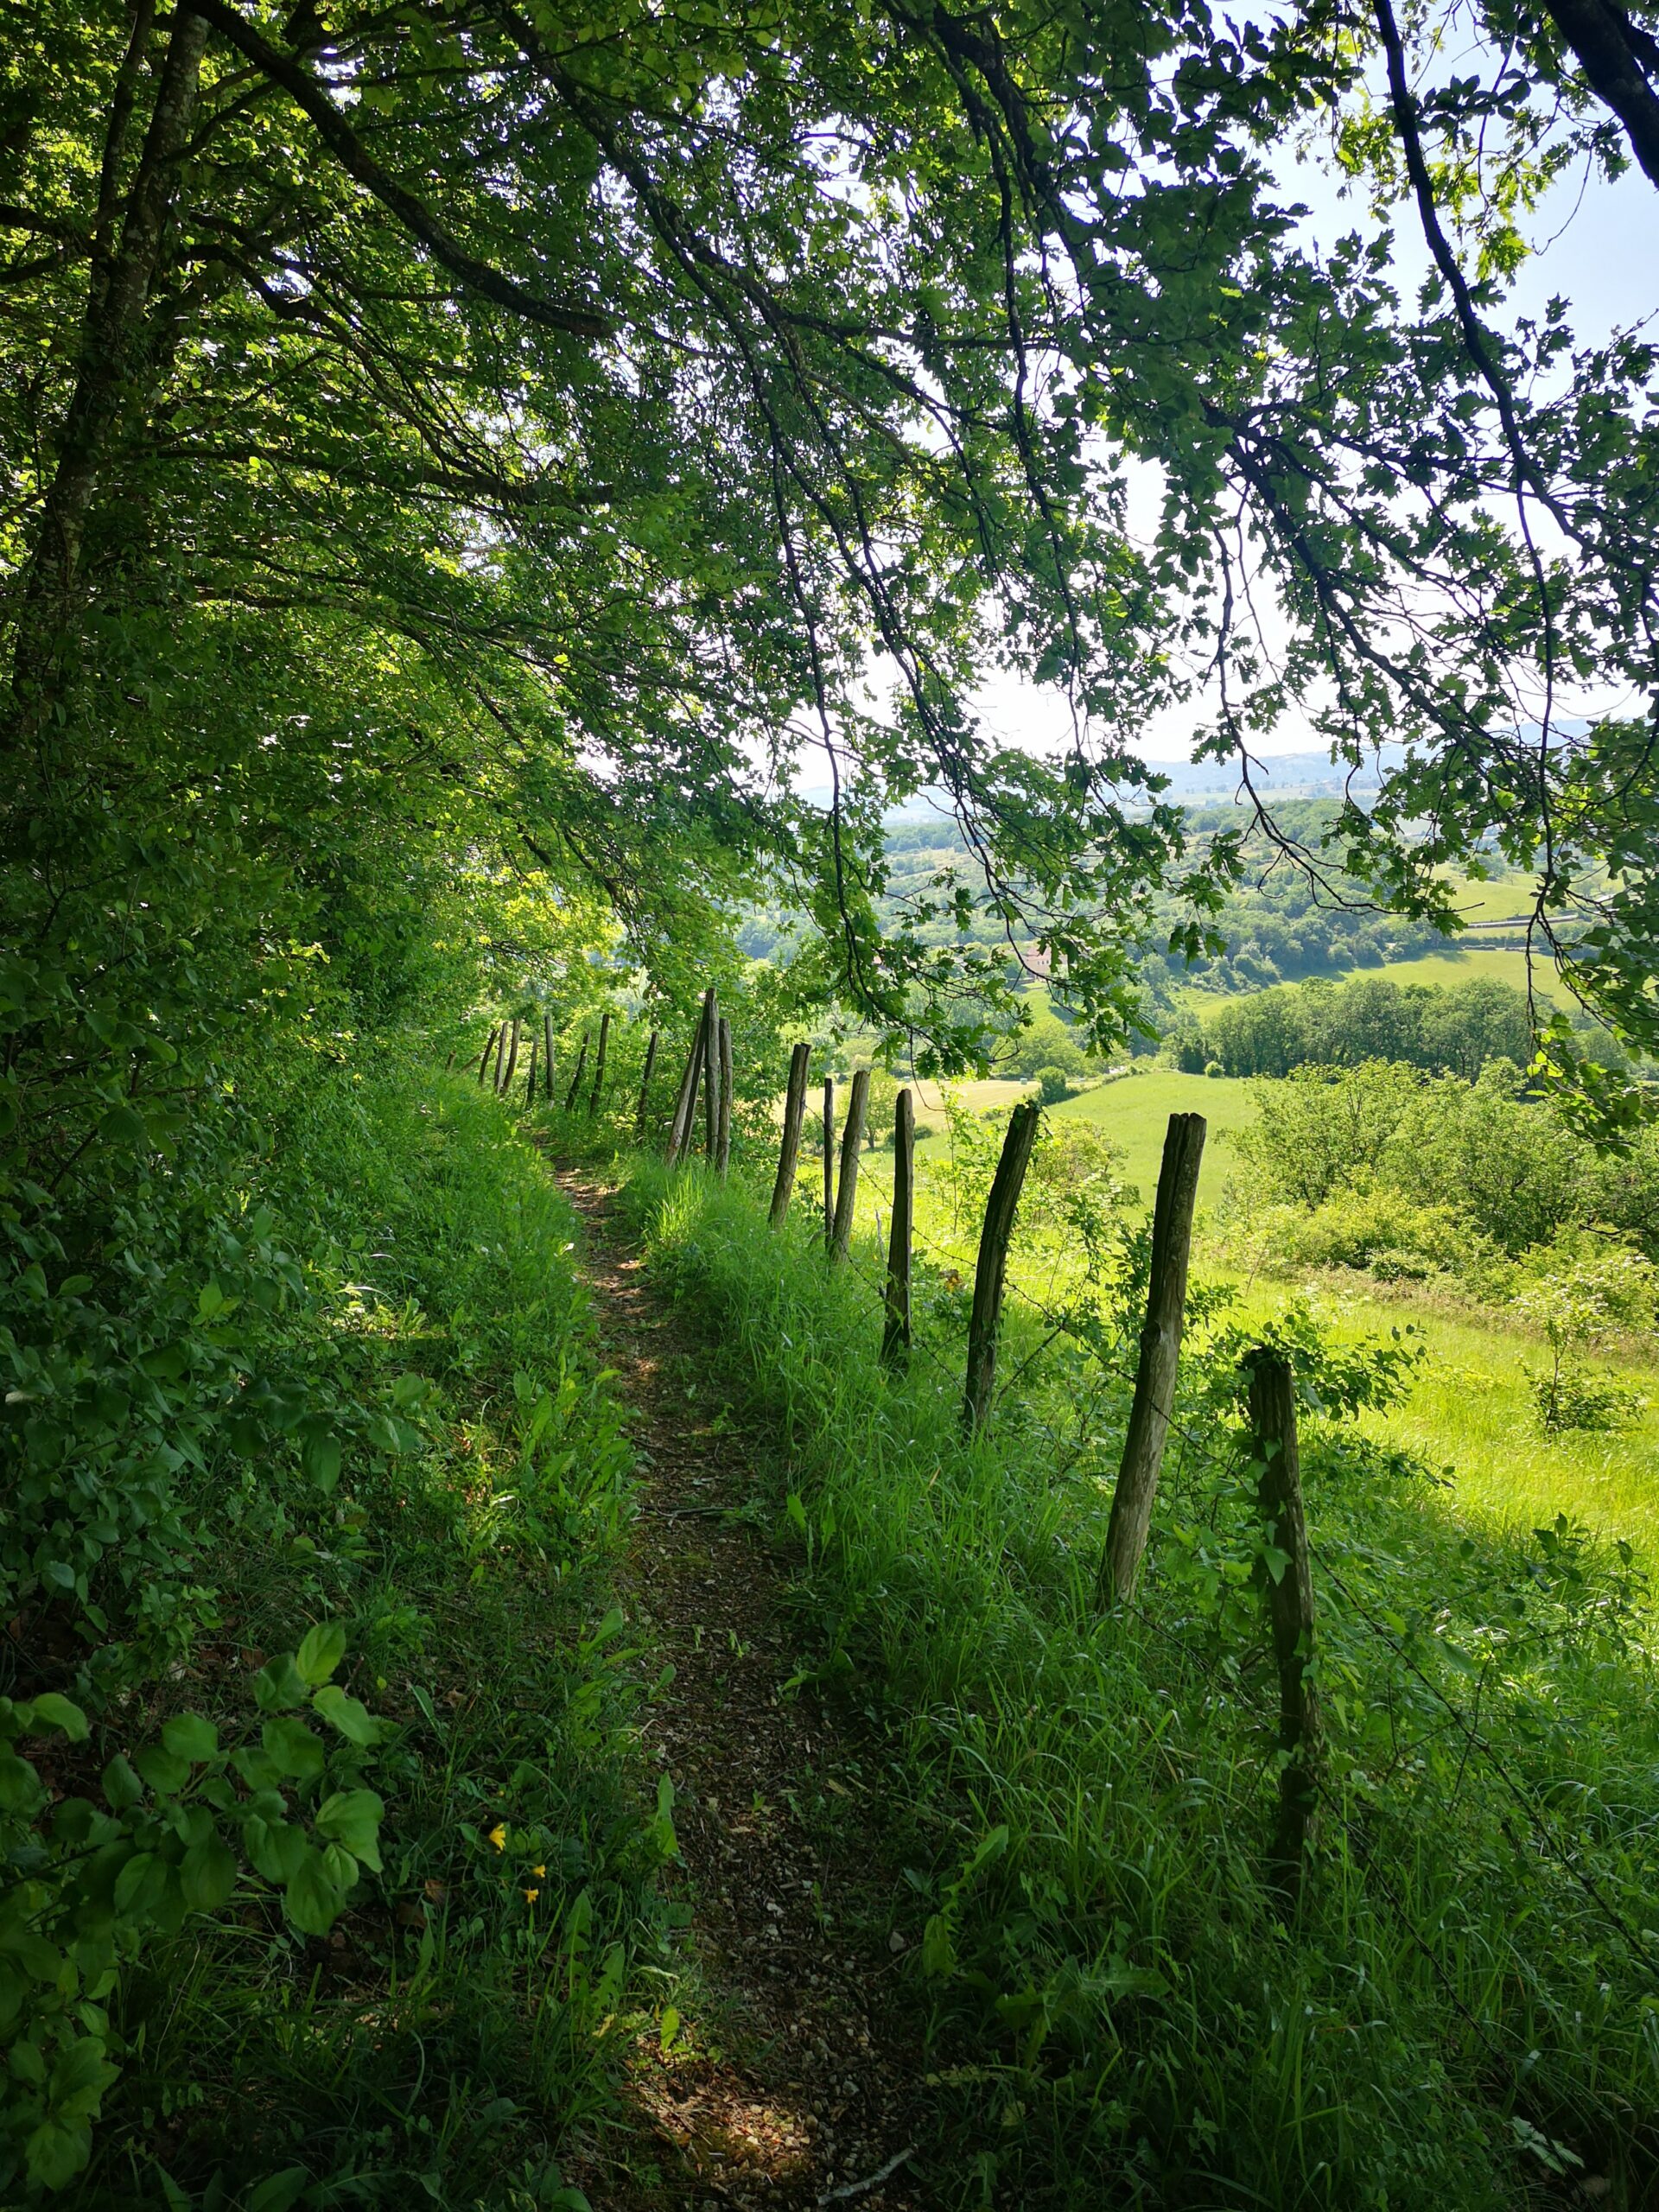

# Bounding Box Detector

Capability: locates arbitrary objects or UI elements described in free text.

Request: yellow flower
[523,1886,540,1904]
[532,1864,546,1877]
[488,1823,506,1851]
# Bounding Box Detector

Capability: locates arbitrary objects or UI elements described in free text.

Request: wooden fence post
[770,1042,811,1227]
[667,995,712,1165]
[477,1027,499,1084]
[716,1017,734,1176]
[963,1099,1040,1435]
[634,1028,660,1143]
[563,1032,590,1114]
[524,1032,538,1108]
[881,1087,914,1368]
[501,1016,521,1096]
[492,1023,508,1093]
[1244,1347,1321,1912]
[1097,1111,1207,1605]
[830,1068,870,1261]
[827,1071,871,1265]
[702,990,721,1160]
[588,1009,611,1117]
[822,1077,836,1245]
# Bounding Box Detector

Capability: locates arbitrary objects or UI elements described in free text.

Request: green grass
[1051,1065,1259,1201]
[1302,1284,1659,1554]
[626,1156,1659,2209]
[60,1066,661,2209]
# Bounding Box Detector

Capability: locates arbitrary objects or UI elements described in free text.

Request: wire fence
[763,1107,1659,2000]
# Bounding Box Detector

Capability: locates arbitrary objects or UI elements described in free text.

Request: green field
[1052,1065,1258,1201]
[1372,944,1546,992]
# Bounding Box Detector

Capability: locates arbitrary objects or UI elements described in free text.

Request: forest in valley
[5,0,1659,2206]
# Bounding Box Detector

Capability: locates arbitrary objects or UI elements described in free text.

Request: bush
[1035,1064,1072,1105]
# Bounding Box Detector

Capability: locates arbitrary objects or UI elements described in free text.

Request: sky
[968,136,1656,768]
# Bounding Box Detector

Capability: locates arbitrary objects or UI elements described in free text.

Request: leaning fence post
[1244,1347,1321,1912]
[1097,1112,1207,1606]
[716,1017,734,1176]
[524,1032,538,1108]
[667,995,712,1165]
[881,1087,914,1369]
[770,1042,811,1227]
[963,1099,1040,1435]
[588,1009,611,1117]
[830,1069,870,1261]
[492,1022,509,1093]
[634,1029,660,1143]
[501,1017,521,1096]
[563,1032,590,1115]
[477,1027,499,1085]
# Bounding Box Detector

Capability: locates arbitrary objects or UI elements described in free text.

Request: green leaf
[284,1845,346,1936]
[244,1815,307,1886]
[134,1745,190,1796]
[9,2038,46,2086]
[295,1621,348,1688]
[161,1713,218,1763]
[0,1751,42,1814]
[181,1834,238,1913]
[315,1787,385,1872]
[245,2168,312,2212]
[254,1653,310,1712]
[310,1685,382,1746]
[113,1852,168,1916]
[261,1716,327,1783]
[28,1692,90,1743]
[302,1431,342,1491]
[99,1104,148,1148]
[48,2032,118,2120]
[25,2118,92,2190]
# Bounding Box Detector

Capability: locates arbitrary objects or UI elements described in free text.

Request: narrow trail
[556,1173,942,2211]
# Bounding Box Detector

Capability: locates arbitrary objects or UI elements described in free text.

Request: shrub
[1035,1064,1072,1105]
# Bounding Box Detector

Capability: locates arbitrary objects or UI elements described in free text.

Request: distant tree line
[1168,974,1535,1080]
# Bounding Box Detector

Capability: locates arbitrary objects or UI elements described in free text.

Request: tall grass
[626,1158,1659,2209]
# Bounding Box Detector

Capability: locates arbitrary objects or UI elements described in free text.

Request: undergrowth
[5,1065,663,2209]
[622,1155,1659,2211]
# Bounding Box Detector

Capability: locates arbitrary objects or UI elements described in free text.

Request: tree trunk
[770,1041,811,1227]
[564,1033,589,1114]
[524,1033,538,1106]
[6,7,210,756]
[493,1023,509,1093]
[1098,1112,1206,1605]
[501,1016,520,1095]
[963,1100,1040,1435]
[477,1027,499,1084]
[823,1077,836,1246]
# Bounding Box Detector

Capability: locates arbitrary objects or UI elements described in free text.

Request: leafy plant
[0,1627,384,2196]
